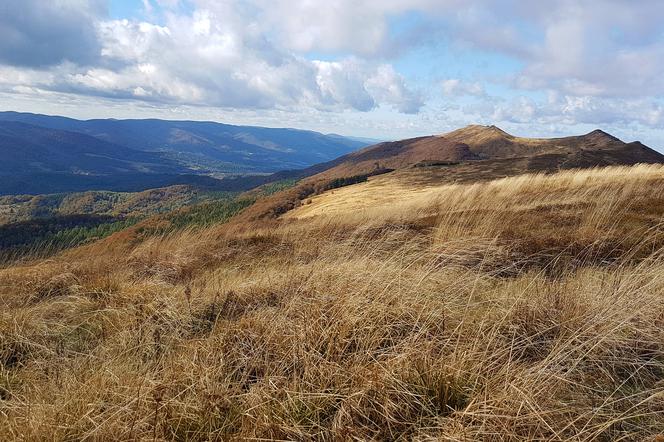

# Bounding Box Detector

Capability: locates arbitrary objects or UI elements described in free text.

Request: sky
[1,0,663,149]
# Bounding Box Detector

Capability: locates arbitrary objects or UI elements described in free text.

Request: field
[1,165,663,440]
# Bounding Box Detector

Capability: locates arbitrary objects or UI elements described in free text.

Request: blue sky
[1,0,663,149]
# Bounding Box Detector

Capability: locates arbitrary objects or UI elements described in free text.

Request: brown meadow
[1,164,664,440]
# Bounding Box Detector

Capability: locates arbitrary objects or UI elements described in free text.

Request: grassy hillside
[0,165,663,440]
[280,125,664,185]
[232,126,664,223]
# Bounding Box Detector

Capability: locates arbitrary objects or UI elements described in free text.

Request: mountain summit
[301,125,663,182]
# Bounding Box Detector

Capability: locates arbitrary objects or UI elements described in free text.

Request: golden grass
[1,164,664,440]
[287,164,664,221]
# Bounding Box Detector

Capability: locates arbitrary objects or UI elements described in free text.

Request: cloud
[503,1,664,99]
[441,79,485,97]
[462,92,664,129]
[238,0,456,57]
[254,0,664,100]
[0,0,106,67]
[93,13,422,112]
[555,95,664,127]
[366,65,424,114]
[0,7,423,114]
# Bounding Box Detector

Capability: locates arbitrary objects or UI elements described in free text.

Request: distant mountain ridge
[0,120,185,175]
[0,111,368,174]
[1,112,661,198]
[0,111,371,195]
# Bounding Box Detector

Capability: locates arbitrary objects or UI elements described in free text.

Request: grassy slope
[233,126,664,223]
[0,165,663,440]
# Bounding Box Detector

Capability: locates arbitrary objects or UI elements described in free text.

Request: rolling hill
[2,161,663,440]
[0,121,233,195]
[0,112,371,195]
[1,124,663,440]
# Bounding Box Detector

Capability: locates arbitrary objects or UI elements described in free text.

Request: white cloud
[255,0,664,100]
[0,7,423,114]
[366,65,424,114]
[441,79,485,97]
[507,1,664,99]
[236,0,458,56]
[463,93,664,129]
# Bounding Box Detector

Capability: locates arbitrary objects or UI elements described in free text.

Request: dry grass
[1,164,664,440]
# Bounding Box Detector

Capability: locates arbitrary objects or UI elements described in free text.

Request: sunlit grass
[1,164,663,440]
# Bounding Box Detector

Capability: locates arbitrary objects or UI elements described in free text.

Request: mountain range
[0,112,370,173]
[0,111,661,198]
[0,121,185,176]
[0,111,371,195]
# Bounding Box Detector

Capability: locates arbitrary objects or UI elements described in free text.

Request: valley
[0,185,247,225]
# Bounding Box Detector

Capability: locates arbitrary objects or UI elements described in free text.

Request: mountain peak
[583,129,621,143]
[442,124,513,140]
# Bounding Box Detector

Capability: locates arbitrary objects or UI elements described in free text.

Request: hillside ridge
[314,124,663,179]
[236,125,664,221]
